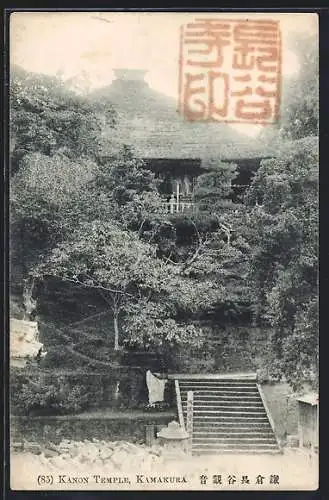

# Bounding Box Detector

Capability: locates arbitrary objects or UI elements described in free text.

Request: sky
[10,11,318,137]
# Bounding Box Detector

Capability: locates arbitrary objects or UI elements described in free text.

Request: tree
[165,159,252,327]
[281,32,318,139]
[88,146,166,231]
[32,221,204,351]
[10,67,116,294]
[245,138,318,389]
[193,160,238,212]
[258,31,318,145]
[10,65,115,174]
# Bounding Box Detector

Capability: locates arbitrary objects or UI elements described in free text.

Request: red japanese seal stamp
[178,18,282,124]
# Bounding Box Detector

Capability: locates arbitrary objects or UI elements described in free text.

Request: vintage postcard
[8,10,318,491]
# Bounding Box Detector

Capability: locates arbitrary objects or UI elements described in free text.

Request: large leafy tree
[245,137,318,389]
[10,66,116,295]
[10,65,115,174]
[32,222,203,351]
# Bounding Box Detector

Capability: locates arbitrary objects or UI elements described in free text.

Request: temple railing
[162,196,198,214]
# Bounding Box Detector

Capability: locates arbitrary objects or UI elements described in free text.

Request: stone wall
[11,414,175,445]
[262,383,299,441]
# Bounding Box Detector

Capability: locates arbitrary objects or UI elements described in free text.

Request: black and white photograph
[8,11,318,490]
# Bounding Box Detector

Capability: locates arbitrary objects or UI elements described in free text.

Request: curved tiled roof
[90,72,278,161]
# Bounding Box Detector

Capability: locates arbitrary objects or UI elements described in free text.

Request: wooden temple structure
[90,68,285,213]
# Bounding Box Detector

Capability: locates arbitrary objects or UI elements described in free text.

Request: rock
[140,453,158,471]
[43,447,60,458]
[110,441,120,448]
[150,444,162,456]
[99,449,113,462]
[51,456,71,469]
[46,441,58,451]
[119,442,140,454]
[25,443,41,455]
[68,445,81,458]
[92,458,104,468]
[111,449,128,469]
[38,453,53,468]
[129,454,144,469]
[12,442,24,451]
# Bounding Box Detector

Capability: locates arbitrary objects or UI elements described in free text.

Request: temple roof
[90,69,279,161]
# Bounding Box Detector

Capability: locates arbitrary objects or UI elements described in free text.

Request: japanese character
[256,475,265,485]
[235,99,273,121]
[200,474,208,485]
[212,475,222,485]
[184,19,231,68]
[269,474,280,485]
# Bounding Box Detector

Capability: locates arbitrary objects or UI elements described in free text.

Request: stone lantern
[157,420,189,458]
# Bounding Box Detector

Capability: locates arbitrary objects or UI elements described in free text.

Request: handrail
[186,390,194,456]
[257,383,282,453]
[174,379,186,431]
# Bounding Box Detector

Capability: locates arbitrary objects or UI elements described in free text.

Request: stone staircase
[176,374,281,455]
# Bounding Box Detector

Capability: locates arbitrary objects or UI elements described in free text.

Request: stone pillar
[145,424,155,446]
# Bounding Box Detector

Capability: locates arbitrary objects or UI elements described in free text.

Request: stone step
[179,380,257,386]
[193,422,272,431]
[180,388,259,394]
[192,449,281,455]
[193,437,277,444]
[181,393,262,400]
[192,442,279,450]
[188,409,267,415]
[181,392,263,404]
[179,379,256,383]
[193,413,268,423]
[179,382,257,388]
[182,399,264,409]
[176,377,279,455]
[179,381,257,390]
[193,428,273,437]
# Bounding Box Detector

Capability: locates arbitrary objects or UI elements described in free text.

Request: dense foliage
[10,59,318,393]
[245,137,318,389]
[281,32,319,139]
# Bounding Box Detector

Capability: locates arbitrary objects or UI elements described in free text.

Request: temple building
[90,68,284,212]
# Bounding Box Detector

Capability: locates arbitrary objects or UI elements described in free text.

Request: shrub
[10,371,91,415]
[12,382,62,415]
[61,385,90,414]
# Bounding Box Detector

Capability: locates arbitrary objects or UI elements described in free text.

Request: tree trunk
[113,311,120,351]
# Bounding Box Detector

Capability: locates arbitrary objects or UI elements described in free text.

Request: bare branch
[41,273,135,298]
[66,309,113,328]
